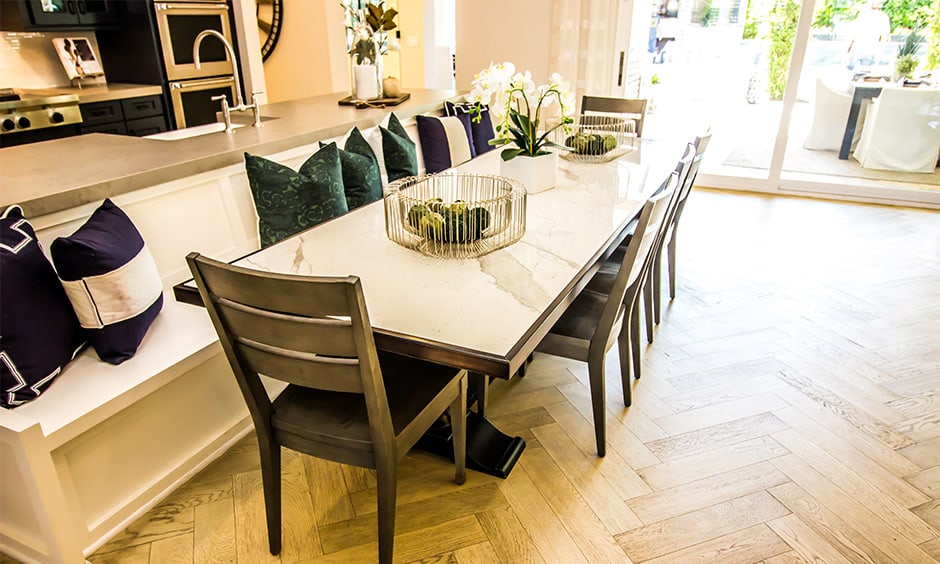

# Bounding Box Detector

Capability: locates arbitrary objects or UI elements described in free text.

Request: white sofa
[0,116,431,564]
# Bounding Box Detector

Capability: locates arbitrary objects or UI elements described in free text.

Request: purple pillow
[1,206,85,407]
[416,115,475,173]
[51,199,163,364]
[445,101,495,156]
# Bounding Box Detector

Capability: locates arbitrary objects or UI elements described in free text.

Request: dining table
[175,136,686,477]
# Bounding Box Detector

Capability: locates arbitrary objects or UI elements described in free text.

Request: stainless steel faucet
[193,29,263,132]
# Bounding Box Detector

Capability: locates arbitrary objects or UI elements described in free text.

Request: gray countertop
[0,89,459,217]
[24,82,165,104]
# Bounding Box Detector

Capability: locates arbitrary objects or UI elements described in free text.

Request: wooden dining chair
[186,253,467,564]
[580,95,649,138]
[535,173,677,457]
[593,143,696,349]
[660,129,712,308]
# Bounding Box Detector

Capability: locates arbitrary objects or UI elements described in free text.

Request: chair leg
[617,324,633,407]
[257,436,281,555]
[587,356,607,457]
[375,454,398,564]
[630,299,642,381]
[667,233,678,300]
[643,279,654,344]
[451,375,467,485]
[652,250,663,324]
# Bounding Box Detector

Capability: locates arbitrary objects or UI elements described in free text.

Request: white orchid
[467,61,575,161]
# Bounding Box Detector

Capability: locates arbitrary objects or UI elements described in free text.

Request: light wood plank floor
[49,188,940,562]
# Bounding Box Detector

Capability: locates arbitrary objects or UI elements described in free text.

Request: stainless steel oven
[154,1,234,81]
[168,76,236,129]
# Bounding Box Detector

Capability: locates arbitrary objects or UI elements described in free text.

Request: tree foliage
[766,0,800,100]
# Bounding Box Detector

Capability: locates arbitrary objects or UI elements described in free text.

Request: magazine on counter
[52,37,104,80]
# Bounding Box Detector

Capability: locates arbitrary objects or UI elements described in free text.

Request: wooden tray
[338,93,411,107]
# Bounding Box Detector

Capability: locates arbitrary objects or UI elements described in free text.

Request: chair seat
[272,351,461,452]
[548,289,610,341]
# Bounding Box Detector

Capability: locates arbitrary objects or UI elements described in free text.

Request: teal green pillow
[319,141,382,210]
[244,144,348,248]
[344,126,377,164]
[381,113,418,182]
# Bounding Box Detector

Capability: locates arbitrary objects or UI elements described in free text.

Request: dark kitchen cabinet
[80,95,167,137]
[1,0,119,30]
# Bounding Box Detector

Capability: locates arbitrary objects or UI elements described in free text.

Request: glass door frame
[687,0,940,210]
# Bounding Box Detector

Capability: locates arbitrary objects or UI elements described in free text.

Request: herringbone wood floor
[78,188,940,563]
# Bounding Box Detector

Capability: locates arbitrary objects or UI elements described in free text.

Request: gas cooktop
[0,88,82,135]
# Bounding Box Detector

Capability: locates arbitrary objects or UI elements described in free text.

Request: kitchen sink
[144,115,278,141]
[144,122,245,141]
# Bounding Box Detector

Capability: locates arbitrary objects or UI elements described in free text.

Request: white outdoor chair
[804,77,866,151]
[853,87,940,173]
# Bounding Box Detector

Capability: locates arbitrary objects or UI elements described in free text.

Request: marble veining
[230,140,684,364]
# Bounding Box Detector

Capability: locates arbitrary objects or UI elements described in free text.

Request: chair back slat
[234,339,364,393]
[217,297,358,357]
[581,96,649,137]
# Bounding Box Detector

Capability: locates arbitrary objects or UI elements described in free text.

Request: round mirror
[256,0,283,62]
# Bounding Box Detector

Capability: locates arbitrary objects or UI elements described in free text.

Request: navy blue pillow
[416,115,475,173]
[0,206,85,407]
[445,101,495,155]
[51,199,163,365]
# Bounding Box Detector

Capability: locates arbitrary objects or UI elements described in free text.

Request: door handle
[66,0,76,14]
[77,0,86,14]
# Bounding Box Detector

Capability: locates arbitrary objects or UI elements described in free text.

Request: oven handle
[169,77,236,91]
[155,2,229,11]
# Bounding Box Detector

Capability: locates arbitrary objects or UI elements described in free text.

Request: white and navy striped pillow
[445,101,496,156]
[51,199,163,364]
[416,114,475,174]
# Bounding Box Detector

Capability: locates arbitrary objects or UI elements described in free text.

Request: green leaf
[383,7,398,21]
[488,137,511,147]
[367,3,382,20]
[501,148,525,161]
[382,21,396,30]
[544,141,573,151]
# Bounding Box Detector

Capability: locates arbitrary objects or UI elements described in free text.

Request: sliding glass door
[639,0,940,207]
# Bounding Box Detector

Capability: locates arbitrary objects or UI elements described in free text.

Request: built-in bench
[0,116,430,563]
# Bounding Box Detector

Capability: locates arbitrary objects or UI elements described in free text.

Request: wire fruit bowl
[384,173,527,259]
[552,114,637,163]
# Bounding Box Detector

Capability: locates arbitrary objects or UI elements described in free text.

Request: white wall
[261,0,348,103]
[0,31,103,88]
[455,0,554,90]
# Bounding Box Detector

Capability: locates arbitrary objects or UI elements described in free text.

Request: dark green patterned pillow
[244,144,348,248]
[381,113,418,182]
[319,141,382,210]
[344,126,378,164]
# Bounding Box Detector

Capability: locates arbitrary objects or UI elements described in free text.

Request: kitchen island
[1,88,458,217]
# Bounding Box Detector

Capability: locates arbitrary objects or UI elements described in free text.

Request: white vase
[354,64,380,100]
[500,152,558,194]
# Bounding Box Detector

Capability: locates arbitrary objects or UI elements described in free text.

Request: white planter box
[500,151,558,194]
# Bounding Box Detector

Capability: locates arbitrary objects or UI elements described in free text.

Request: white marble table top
[222,138,685,377]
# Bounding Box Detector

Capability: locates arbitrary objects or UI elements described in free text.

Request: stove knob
[17,116,31,129]
[50,111,65,124]
[2,118,14,132]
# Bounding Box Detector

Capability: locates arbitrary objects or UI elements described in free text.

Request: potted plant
[466,62,575,193]
[343,1,398,100]
[895,29,924,81]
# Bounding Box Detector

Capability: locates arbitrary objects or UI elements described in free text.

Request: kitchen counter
[0,88,459,217]
[19,82,164,104]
